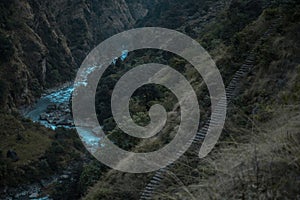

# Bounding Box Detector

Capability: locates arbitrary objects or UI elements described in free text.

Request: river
[14,50,129,200]
[23,50,129,149]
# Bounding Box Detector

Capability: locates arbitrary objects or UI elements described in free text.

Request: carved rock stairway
[140,19,280,200]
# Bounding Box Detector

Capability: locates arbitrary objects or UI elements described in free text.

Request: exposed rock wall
[0,0,152,110]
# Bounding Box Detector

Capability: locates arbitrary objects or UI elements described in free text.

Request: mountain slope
[0,0,152,110]
[82,1,300,200]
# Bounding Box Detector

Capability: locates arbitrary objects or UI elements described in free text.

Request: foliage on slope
[0,112,89,200]
[151,2,300,199]
[83,1,300,200]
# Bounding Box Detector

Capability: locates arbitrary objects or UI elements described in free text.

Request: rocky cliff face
[0,0,152,110]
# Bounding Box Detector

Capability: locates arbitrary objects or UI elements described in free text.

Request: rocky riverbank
[0,160,84,200]
[23,85,74,130]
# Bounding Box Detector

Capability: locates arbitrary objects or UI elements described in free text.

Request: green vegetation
[0,114,52,186]
[149,2,300,199]
[79,161,107,194]
[0,113,87,193]
[200,0,264,50]
[0,33,14,64]
[83,1,300,199]
[0,80,8,106]
[0,0,299,199]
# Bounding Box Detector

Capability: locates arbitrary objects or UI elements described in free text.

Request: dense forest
[0,0,299,199]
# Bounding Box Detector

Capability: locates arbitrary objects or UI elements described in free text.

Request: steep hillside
[82,1,300,200]
[0,0,152,111]
[0,0,299,199]
[0,0,152,198]
[149,2,300,200]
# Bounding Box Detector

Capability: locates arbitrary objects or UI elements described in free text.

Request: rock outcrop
[0,0,152,111]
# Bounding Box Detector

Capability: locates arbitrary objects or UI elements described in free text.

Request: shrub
[0,80,8,107]
[79,161,106,194]
[264,8,280,20]
[0,33,14,63]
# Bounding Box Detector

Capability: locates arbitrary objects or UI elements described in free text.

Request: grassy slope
[0,114,52,186]
[0,112,87,193]
[0,114,51,165]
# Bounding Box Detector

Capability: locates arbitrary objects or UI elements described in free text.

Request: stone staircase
[139,17,281,200]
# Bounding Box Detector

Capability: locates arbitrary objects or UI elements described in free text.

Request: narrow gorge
[0,0,299,200]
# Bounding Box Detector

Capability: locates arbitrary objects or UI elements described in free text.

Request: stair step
[236,70,245,74]
[141,195,151,199]
[194,137,203,142]
[150,180,160,184]
[143,190,153,195]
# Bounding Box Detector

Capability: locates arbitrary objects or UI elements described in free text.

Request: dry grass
[201,106,300,199]
[150,105,300,200]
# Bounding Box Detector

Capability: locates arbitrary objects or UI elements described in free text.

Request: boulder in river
[40,113,49,120]
[47,104,57,111]
[58,103,69,111]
